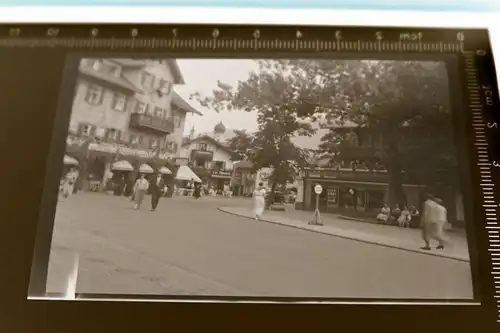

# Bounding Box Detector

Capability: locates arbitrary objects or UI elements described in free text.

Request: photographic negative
[43,56,475,300]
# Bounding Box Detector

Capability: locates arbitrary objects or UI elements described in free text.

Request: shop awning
[112,160,134,172]
[139,164,154,174]
[63,155,79,166]
[175,165,202,183]
[159,166,172,175]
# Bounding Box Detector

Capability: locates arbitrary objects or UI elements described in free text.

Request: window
[106,128,121,141]
[85,59,102,71]
[141,72,155,88]
[215,161,225,170]
[84,84,104,105]
[158,78,173,95]
[129,134,143,146]
[173,115,182,128]
[154,106,164,118]
[135,101,148,114]
[166,142,178,153]
[199,143,208,151]
[79,123,96,137]
[112,93,127,111]
[150,138,159,149]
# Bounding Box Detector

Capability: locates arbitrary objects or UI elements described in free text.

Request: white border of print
[1,6,490,305]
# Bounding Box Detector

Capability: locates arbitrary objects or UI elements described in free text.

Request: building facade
[293,123,465,226]
[180,122,234,192]
[66,58,201,191]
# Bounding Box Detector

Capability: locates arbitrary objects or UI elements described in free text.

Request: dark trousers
[151,193,161,210]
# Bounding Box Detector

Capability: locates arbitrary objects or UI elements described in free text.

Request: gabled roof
[108,58,184,85]
[172,91,203,116]
[79,67,141,93]
[183,135,232,153]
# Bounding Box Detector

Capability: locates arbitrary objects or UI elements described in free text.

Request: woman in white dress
[253,182,266,221]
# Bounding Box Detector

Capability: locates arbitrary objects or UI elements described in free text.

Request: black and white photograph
[43,57,474,300]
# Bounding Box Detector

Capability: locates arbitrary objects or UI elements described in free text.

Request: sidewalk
[218,206,471,262]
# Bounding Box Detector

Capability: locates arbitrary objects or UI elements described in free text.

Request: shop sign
[308,170,321,178]
[322,170,338,179]
[212,170,232,178]
[89,142,118,154]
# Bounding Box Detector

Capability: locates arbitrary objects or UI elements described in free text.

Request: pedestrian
[420,194,448,250]
[253,182,266,221]
[150,173,165,211]
[193,182,202,199]
[398,206,411,228]
[132,174,149,210]
[61,167,78,199]
[376,204,390,224]
[410,205,420,228]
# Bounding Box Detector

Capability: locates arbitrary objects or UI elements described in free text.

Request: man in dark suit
[150,173,165,212]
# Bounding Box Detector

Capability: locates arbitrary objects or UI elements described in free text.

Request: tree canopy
[191,59,455,205]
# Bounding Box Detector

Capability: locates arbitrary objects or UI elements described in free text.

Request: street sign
[314,184,323,194]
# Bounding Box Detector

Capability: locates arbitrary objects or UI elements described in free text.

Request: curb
[218,207,470,263]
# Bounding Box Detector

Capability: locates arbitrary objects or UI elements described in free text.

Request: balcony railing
[129,113,175,135]
[191,149,214,162]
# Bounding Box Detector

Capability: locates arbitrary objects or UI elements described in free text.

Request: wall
[69,78,132,134]
[182,138,233,169]
[69,58,185,154]
[165,105,186,157]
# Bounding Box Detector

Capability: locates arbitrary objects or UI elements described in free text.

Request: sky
[174,59,259,135]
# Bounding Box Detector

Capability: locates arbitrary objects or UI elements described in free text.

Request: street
[46,192,474,299]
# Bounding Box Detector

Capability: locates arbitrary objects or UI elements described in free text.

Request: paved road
[46,192,474,299]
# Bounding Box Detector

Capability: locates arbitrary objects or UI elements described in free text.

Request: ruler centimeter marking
[465,52,500,321]
[0,37,463,53]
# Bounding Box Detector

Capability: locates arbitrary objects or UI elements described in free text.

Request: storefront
[296,168,423,216]
[230,161,255,197]
[211,170,232,193]
[65,138,172,194]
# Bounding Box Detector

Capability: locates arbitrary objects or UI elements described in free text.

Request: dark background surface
[0,25,498,333]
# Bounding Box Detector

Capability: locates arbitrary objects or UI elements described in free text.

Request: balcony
[191,149,214,162]
[129,114,174,135]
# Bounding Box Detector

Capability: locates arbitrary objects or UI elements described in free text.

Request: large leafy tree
[286,59,454,206]
[192,59,454,207]
[191,60,316,201]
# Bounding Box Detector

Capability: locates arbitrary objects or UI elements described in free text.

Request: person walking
[132,174,149,210]
[253,182,267,221]
[193,182,202,199]
[420,194,448,250]
[150,173,165,211]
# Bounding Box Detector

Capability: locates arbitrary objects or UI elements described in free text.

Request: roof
[166,59,185,85]
[233,160,254,169]
[108,59,184,84]
[79,68,141,93]
[183,135,232,153]
[172,91,203,116]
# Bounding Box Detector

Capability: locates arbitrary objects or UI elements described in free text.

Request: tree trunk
[266,167,281,208]
[384,129,406,207]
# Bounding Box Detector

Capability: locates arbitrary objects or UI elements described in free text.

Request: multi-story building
[66,58,201,190]
[179,122,235,193]
[293,121,465,226]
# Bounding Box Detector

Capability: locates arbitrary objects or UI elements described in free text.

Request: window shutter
[77,123,85,136]
[98,87,104,104]
[89,125,97,137]
[84,85,92,102]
